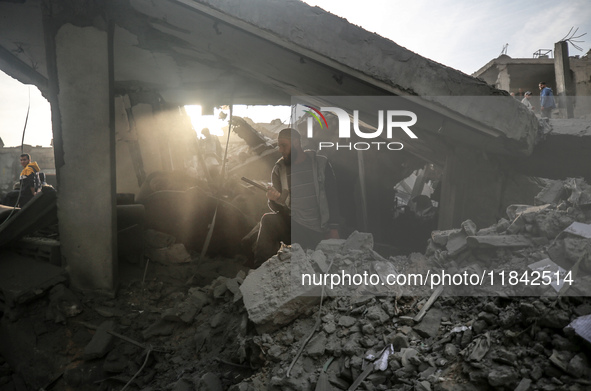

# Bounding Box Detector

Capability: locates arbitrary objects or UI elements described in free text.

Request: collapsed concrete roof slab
[0,0,537,156]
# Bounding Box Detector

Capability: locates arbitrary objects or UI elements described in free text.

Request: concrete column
[554,41,574,118]
[54,23,117,292]
[438,148,504,230]
[495,64,511,92]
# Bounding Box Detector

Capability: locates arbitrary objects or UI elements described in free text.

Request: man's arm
[268,165,289,214]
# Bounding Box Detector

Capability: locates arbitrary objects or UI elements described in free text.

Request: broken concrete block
[188,288,209,311]
[239,244,320,332]
[166,243,191,263]
[514,378,532,391]
[413,308,442,338]
[431,229,460,246]
[310,250,329,273]
[446,231,468,257]
[567,353,590,378]
[492,219,508,233]
[344,231,374,251]
[144,229,176,249]
[338,315,357,327]
[535,180,565,206]
[466,235,533,249]
[366,305,390,324]
[306,332,326,357]
[487,366,518,388]
[225,278,243,303]
[461,220,477,236]
[315,239,346,253]
[506,215,526,234]
[83,321,115,360]
[400,348,419,368]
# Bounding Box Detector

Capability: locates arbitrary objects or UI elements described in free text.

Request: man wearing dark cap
[253,128,340,265]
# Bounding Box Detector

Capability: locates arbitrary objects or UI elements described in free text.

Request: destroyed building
[0,0,590,390]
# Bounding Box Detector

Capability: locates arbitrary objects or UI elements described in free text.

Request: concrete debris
[83,321,115,360]
[147,242,192,264]
[4,180,591,391]
[240,244,321,332]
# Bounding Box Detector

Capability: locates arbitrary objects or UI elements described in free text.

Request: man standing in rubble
[253,128,340,265]
[18,153,41,207]
[539,82,556,118]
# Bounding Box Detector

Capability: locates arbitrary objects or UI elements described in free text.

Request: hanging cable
[0,86,31,227]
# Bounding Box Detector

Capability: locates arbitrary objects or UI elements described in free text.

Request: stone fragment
[398,316,415,326]
[344,231,374,251]
[472,320,487,335]
[514,378,532,391]
[310,250,329,272]
[461,219,478,236]
[366,306,390,324]
[444,344,458,359]
[239,244,320,332]
[316,239,346,253]
[413,309,442,338]
[323,322,336,334]
[83,321,115,360]
[338,316,357,328]
[431,229,460,246]
[446,231,468,257]
[415,380,431,391]
[400,348,419,368]
[487,366,518,387]
[535,180,565,205]
[167,243,191,263]
[360,323,374,335]
[306,332,326,357]
[539,310,570,329]
[144,229,176,249]
[567,353,590,378]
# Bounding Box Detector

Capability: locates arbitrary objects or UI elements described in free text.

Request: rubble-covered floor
[1,180,591,391]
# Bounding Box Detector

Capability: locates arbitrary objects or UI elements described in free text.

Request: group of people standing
[513,82,556,118]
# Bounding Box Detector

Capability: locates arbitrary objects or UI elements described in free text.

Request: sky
[0,0,589,147]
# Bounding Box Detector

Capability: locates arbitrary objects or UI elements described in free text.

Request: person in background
[539,82,556,118]
[521,91,534,111]
[18,153,41,207]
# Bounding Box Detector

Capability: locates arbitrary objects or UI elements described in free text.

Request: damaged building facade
[0,0,590,390]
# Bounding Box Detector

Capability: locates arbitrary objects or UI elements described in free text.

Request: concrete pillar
[438,148,504,230]
[554,41,574,118]
[53,23,117,293]
[495,64,511,92]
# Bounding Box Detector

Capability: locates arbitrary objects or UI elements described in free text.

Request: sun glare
[184,105,227,138]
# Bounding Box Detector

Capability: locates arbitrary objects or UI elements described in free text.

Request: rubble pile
[1,179,591,391]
